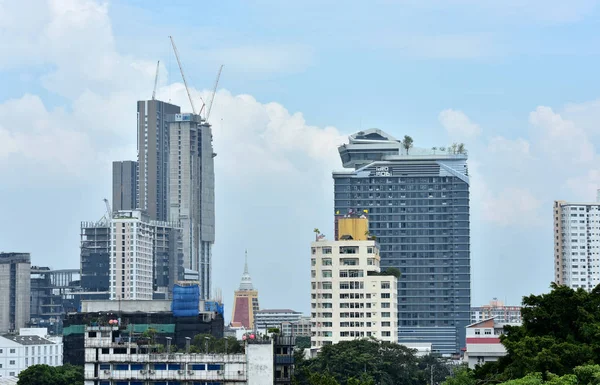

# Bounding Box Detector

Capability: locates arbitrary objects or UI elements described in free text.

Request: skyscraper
[332,129,470,354]
[231,251,259,329]
[554,199,600,291]
[112,160,137,211]
[137,100,181,221]
[168,113,215,299]
[0,253,31,333]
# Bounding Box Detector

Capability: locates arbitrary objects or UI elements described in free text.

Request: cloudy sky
[2,0,600,319]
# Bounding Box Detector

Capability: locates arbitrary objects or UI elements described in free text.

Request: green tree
[18,364,84,385]
[402,135,414,155]
[381,267,401,279]
[191,334,243,354]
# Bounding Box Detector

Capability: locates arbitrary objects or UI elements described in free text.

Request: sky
[2,0,600,320]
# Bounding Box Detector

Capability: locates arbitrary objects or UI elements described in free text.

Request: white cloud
[487,136,531,157]
[529,106,595,164]
[438,108,481,138]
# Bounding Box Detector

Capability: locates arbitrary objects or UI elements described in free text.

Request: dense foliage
[443,283,600,385]
[190,333,243,354]
[294,338,451,385]
[18,364,83,385]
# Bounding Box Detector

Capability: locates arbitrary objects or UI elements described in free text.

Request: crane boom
[152,60,160,100]
[103,198,112,220]
[169,36,196,115]
[206,64,223,122]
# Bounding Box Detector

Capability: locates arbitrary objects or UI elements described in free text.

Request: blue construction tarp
[171,284,200,317]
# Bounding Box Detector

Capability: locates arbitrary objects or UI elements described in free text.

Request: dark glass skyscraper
[332,129,470,354]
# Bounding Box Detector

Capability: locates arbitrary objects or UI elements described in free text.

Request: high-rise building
[80,220,111,300]
[137,100,181,221]
[333,129,471,354]
[231,251,259,329]
[310,216,398,348]
[112,160,137,211]
[554,199,600,291]
[167,113,215,299]
[0,253,31,333]
[109,210,183,300]
[470,299,522,324]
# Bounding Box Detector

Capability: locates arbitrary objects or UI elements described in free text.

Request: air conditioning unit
[140,370,147,374]
[218,370,224,375]
[188,370,194,374]
[149,370,155,374]
[238,370,243,375]
[103,370,110,374]
[178,370,185,374]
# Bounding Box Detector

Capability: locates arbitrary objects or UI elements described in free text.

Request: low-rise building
[280,316,311,337]
[463,318,520,369]
[254,309,303,330]
[84,326,273,385]
[0,328,62,379]
[471,299,522,324]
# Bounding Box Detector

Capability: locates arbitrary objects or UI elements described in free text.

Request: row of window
[99,363,223,371]
[98,382,222,385]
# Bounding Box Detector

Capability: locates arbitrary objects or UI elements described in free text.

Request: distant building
[0,328,62,379]
[0,253,31,333]
[464,318,520,369]
[80,220,111,300]
[471,299,522,324]
[136,99,181,222]
[167,113,216,300]
[280,316,311,337]
[231,251,259,330]
[311,216,398,348]
[63,299,224,367]
[109,210,183,300]
[30,267,79,334]
[112,160,137,211]
[554,200,600,291]
[333,128,471,354]
[83,325,272,385]
[254,309,303,330]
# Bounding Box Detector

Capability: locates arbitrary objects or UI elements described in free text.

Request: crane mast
[169,36,197,115]
[103,198,112,220]
[206,65,223,122]
[151,60,160,100]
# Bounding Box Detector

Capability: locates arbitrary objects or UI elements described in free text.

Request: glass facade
[332,130,470,354]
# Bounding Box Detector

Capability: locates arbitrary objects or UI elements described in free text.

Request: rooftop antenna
[169,36,196,115]
[206,65,224,122]
[151,60,160,100]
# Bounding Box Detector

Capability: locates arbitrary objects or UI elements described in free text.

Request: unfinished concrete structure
[0,253,31,333]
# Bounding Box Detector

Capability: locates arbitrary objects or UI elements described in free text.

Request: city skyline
[5,0,600,318]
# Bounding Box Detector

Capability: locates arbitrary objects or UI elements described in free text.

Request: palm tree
[314,228,321,241]
[439,146,446,152]
[449,143,458,154]
[431,147,437,154]
[402,135,414,155]
[457,143,466,154]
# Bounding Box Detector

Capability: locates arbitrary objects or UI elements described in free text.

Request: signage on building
[373,166,392,176]
[174,114,192,122]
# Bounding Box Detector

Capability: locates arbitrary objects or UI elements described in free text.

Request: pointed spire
[238,249,254,291]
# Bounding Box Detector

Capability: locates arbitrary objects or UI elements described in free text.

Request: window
[474,329,481,335]
[367,247,374,254]
[312,248,316,254]
[9,360,15,365]
[9,372,15,377]
[9,349,15,354]
[191,364,206,370]
[484,329,492,335]
[323,247,332,254]
[322,270,332,278]
[382,331,391,337]
[99,364,111,371]
[311,258,316,266]
[382,322,391,327]
[381,302,391,308]
[322,258,332,266]
[381,281,391,289]
[381,293,391,299]
[311,270,316,278]
[322,282,332,290]
[168,364,181,370]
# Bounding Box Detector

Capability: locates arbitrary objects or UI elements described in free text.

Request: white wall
[0,337,62,379]
[246,342,274,385]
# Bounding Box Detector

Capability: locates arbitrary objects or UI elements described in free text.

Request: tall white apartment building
[109,210,182,300]
[554,200,600,291]
[310,216,398,348]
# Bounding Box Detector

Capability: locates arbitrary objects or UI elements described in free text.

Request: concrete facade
[112,160,137,211]
[168,113,216,300]
[0,253,31,333]
[83,326,273,385]
[254,310,303,330]
[333,128,471,354]
[471,299,522,324]
[310,230,398,348]
[137,100,181,222]
[554,200,600,291]
[464,318,520,369]
[80,221,111,299]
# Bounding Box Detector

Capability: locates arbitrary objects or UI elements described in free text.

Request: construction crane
[169,35,196,115]
[206,65,224,122]
[103,198,112,220]
[151,60,160,100]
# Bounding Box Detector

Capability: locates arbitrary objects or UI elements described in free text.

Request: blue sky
[2,0,600,319]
